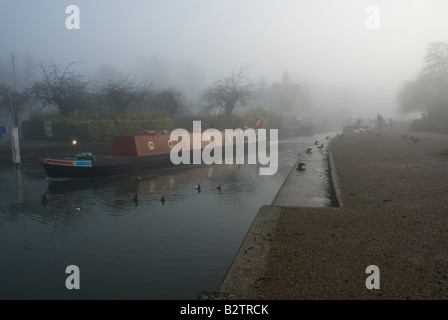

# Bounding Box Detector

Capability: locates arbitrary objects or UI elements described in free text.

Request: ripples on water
[0,132,337,299]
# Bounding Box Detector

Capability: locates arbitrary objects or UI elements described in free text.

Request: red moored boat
[42,128,247,179]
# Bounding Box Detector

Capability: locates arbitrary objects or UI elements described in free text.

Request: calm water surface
[0,132,336,299]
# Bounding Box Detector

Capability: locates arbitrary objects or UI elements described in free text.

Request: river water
[0,131,337,300]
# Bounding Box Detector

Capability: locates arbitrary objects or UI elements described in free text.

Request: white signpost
[11,127,21,165]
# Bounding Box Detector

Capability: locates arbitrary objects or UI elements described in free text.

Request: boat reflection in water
[43,161,244,208]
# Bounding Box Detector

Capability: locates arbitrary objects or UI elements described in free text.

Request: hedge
[21,118,179,142]
[410,118,448,135]
[21,108,284,142]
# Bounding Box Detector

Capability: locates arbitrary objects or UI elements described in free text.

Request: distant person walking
[376,113,383,129]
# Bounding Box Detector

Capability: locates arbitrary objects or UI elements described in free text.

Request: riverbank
[218,127,448,299]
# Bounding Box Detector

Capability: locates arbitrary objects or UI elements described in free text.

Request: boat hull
[43,153,173,179]
[42,144,249,179]
[42,127,264,179]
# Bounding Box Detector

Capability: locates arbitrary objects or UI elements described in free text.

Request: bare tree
[201,66,254,115]
[0,55,34,165]
[154,87,185,115]
[0,55,32,127]
[423,41,448,73]
[133,85,156,112]
[96,77,139,116]
[31,59,92,116]
[420,41,448,99]
[0,85,32,127]
[399,41,448,115]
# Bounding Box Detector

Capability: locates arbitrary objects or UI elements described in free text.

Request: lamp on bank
[72,139,78,155]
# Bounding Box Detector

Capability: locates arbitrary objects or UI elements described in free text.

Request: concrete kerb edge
[327,139,343,207]
[212,138,343,299]
[217,205,282,297]
[270,156,302,206]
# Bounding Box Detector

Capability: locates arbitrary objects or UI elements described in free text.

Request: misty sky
[1,0,448,119]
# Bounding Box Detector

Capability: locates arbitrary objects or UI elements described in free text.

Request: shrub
[410,118,448,134]
[21,107,283,142]
[21,118,179,142]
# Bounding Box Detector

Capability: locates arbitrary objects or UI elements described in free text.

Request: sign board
[0,126,8,134]
[43,121,53,137]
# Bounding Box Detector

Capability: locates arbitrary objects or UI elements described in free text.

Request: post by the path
[11,126,21,165]
[11,54,21,165]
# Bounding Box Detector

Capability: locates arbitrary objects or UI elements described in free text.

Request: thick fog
[1,0,448,123]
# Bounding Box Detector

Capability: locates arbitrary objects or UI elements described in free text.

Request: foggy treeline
[2,1,448,136]
[0,56,191,120]
[1,37,448,135]
[0,54,320,129]
[398,41,448,133]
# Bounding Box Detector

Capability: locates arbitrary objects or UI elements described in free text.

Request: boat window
[148,141,155,150]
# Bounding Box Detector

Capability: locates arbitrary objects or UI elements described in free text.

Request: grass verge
[0,139,112,151]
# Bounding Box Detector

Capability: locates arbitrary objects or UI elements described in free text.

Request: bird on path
[317,143,324,149]
[306,147,312,154]
[314,140,319,145]
[413,137,419,142]
[296,162,306,171]
[402,134,407,139]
